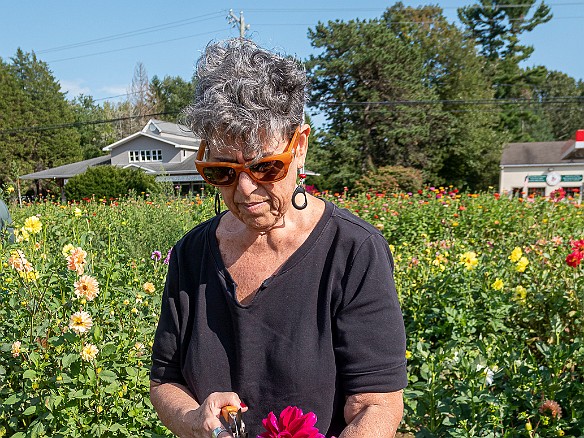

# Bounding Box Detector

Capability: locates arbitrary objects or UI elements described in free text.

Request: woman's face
[211,124,310,232]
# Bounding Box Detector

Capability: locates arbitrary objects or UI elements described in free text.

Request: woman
[150,39,407,438]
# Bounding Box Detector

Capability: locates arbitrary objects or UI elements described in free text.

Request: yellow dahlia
[81,343,99,361]
[23,216,42,234]
[74,275,99,301]
[509,247,523,263]
[67,247,87,275]
[142,282,155,294]
[69,311,93,335]
[62,243,75,257]
[11,341,21,358]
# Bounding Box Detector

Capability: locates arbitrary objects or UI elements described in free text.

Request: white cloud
[99,85,128,98]
[60,79,91,98]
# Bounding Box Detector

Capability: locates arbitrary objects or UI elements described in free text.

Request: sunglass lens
[204,167,236,186]
[251,160,286,182]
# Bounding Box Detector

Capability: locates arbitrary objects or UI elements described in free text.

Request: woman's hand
[184,391,248,438]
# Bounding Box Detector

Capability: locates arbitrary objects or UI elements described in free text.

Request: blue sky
[2,0,584,107]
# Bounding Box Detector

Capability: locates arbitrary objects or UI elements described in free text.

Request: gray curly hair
[183,39,309,156]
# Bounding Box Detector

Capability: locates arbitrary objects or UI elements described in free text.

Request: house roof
[20,155,112,180]
[123,160,198,175]
[102,118,199,152]
[501,141,584,166]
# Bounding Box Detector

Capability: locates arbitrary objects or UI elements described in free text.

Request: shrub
[64,166,158,201]
[354,165,424,193]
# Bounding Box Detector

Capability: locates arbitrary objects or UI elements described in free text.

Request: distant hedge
[64,166,158,201]
[354,165,424,194]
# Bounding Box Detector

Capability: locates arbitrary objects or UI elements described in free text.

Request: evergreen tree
[71,95,118,159]
[9,49,81,176]
[306,17,448,190]
[384,3,504,189]
[531,68,584,140]
[149,75,195,122]
[458,1,553,142]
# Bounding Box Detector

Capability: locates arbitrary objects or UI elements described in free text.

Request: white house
[21,119,204,196]
[499,130,584,199]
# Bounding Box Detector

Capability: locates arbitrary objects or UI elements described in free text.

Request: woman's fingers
[194,392,248,437]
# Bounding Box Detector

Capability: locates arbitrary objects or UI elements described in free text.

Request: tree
[0,58,28,185]
[306,17,449,191]
[531,69,584,140]
[149,75,195,122]
[458,1,553,142]
[71,95,118,159]
[127,62,155,133]
[7,50,81,183]
[458,0,552,61]
[384,3,504,189]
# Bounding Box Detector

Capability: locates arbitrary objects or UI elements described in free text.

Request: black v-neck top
[151,200,407,437]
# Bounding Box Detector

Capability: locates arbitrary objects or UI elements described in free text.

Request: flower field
[1,189,584,437]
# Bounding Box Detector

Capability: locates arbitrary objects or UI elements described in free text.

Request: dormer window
[129,150,163,162]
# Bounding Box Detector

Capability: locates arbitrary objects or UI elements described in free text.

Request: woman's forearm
[150,381,200,437]
[340,391,403,438]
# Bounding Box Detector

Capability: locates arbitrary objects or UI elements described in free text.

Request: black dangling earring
[292,167,308,210]
[214,192,222,216]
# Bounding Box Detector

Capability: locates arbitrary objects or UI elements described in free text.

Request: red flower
[258,406,325,438]
[570,239,584,253]
[566,251,583,267]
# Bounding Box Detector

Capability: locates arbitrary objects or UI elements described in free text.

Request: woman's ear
[296,123,311,166]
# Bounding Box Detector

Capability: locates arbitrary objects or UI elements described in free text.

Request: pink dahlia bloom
[257,406,325,438]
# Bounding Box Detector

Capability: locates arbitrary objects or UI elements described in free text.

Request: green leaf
[98,370,118,384]
[100,342,117,357]
[23,369,37,380]
[62,352,78,367]
[23,405,37,415]
[126,367,138,377]
[3,393,21,405]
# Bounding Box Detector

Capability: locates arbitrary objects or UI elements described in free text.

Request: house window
[128,150,162,162]
[564,187,581,198]
[527,187,545,198]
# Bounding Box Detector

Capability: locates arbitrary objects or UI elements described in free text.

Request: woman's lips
[239,200,267,213]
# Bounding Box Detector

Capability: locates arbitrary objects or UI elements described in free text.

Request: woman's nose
[236,170,258,195]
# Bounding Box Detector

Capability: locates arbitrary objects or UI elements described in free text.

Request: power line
[311,96,584,107]
[245,3,584,12]
[47,29,226,63]
[0,111,181,136]
[2,96,584,136]
[37,11,224,55]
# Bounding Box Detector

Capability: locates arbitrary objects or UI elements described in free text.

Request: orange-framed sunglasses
[195,127,300,187]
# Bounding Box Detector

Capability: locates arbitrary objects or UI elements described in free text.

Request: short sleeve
[334,234,407,394]
[150,248,187,384]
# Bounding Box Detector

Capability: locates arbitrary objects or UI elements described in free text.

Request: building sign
[527,174,583,183]
[527,175,547,182]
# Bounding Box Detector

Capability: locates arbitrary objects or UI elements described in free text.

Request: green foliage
[354,166,423,194]
[3,190,584,436]
[8,50,82,182]
[458,0,552,61]
[306,16,448,190]
[339,188,584,436]
[1,195,214,437]
[64,167,158,201]
[71,95,118,160]
[149,75,195,122]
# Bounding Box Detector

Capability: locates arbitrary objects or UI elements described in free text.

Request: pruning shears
[221,405,248,438]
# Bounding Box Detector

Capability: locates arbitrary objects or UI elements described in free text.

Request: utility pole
[227,9,250,39]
